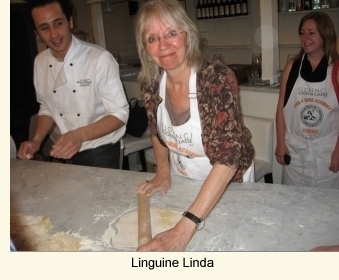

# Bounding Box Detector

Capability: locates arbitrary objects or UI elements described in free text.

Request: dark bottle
[303,0,312,9]
[235,0,242,16]
[224,0,230,17]
[208,0,214,19]
[213,0,220,18]
[296,0,303,10]
[204,0,210,19]
[241,0,248,15]
[229,0,236,16]
[288,0,296,11]
[219,0,225,17]
[196,0,202,20]
[201,0,206,19]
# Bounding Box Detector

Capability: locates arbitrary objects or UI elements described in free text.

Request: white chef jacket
[283,54,339,187]
[34,35,129,152]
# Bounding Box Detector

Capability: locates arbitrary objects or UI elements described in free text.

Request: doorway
[10,3,39,149]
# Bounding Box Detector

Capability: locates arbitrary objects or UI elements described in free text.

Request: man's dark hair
[25,0,74,30]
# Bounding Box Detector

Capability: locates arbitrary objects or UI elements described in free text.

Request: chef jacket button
[49,65,52,67]
[77,113,80,116]
[73,90,76,93]
[70,63,73,66]
[53,90,56,93]
[60,113,63,116]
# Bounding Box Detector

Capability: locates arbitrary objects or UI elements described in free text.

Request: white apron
[283,54,339,188]
[157,69,254,181]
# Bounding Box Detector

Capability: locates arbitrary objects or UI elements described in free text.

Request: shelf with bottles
[196,0,250,21]
[202,44,252,49]
[278,0,339,14]
[197,14,251,21]
[278,7,339,14]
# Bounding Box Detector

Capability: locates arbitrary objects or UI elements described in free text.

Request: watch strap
[182,211,203,226]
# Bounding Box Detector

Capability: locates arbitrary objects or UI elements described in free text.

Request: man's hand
[50,129,84,159]
[17,140,41,160]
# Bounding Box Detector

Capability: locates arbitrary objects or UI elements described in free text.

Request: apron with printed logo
[157,69,254,181]
[283,54,339,187]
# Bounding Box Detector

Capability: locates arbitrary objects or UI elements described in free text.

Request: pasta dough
[108,207,182,248]
[10,213,81,251]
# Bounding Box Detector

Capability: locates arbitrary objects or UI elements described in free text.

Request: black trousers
[66,141,121,169]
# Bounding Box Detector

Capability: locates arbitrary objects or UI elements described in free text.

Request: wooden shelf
[278,7,339,16]
[197,15,251,22]
[87,0,128,4]
[203,45,252,49]
[279,44,300,48]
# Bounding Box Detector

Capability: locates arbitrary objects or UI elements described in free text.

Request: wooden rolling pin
[138,193,152,246]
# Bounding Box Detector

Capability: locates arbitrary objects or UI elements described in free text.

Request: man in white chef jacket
[17,0,129,169]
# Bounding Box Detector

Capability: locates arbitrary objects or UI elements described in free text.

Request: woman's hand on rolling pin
[136,168,171,196]
[136,218,195,251]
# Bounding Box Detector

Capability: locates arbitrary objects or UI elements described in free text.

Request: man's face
[32,2,73,61]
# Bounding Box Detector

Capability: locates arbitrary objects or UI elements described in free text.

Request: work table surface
[10,159,339,251]
[120,69,280,94]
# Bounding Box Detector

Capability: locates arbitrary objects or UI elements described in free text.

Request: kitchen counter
[10,159,339,251]
[120,67,280,94]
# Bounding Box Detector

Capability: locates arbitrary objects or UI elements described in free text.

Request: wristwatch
[182,211,205,230]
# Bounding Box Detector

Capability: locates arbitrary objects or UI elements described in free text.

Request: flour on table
[10,213,82,251]
[103,207,182,248]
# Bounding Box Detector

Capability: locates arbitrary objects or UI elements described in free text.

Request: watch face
[197,220,205,230]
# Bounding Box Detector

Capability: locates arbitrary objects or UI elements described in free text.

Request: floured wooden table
[10,159,339,251]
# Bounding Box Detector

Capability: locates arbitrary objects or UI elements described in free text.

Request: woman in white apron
[134,0,254,251]
[276,11,339,188]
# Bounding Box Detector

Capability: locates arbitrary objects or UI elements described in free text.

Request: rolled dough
[108,207,182,248]
[10,213,82,251]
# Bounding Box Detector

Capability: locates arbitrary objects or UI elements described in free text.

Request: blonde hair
[135,0,203,86]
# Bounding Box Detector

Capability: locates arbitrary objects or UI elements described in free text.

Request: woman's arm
[329,136,339,173]
[137,163,236,251]
[275,60,293,166]
[136,136,172,195]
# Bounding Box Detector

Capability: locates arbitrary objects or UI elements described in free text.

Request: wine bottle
[196,0,202,20]
[235,0,241,16]
[313,0,321,9]
[241,0,248,15]
[279,0,287,12]
[321,0,330,8]
[201,0,206,19]
[204,0,210,19]
[224,0,230,17]
[229,0,236,16]
[208,0,214,18]
[296,0,303,10]
[288,0,296,11]
[219,0,225,17]
[303,0,312,9]
[213,0,220,18]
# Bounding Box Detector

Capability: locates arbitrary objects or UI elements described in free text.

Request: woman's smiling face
[300,19,324,56]
[145,17,188,71]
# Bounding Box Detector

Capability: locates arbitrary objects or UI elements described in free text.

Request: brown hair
[297,11,339,63]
